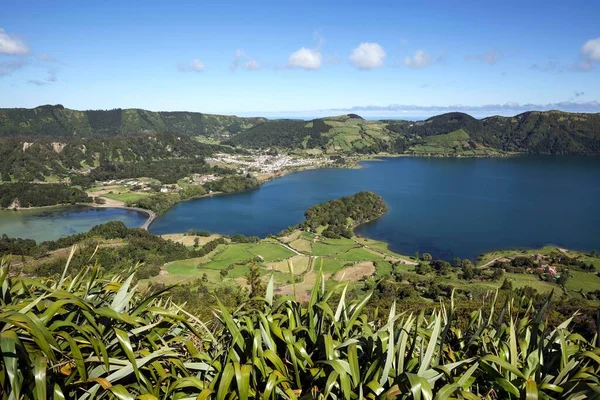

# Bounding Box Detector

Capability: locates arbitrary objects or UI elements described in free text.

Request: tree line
[299,191,388,238]
[0,183,93,209]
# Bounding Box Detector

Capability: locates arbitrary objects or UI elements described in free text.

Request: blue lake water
[0,206,147,242]
[2,156,598,260]
[149,156,600,260]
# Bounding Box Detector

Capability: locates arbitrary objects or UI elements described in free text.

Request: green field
[165,257,204,275]
[312,242,358,256]
[248,242,295,261]
[151,229,599,305]
[317,257,347,273]
[200,243,256,270]
[103,191,151,203]
[337,247,384,261]
[566,270,600,292]
[288,238,312,253]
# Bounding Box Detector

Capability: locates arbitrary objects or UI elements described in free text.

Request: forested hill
[0,105,266,139]
[0,132,242,182]
[387,110,600,155]
[2,106,599,155]
[298,191,388,238]
[227,111,600,155]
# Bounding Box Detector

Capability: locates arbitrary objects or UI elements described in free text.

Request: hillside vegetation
[227,116,399,154]
[388,111,600,155]
[0,182,93,208]
[298,191,388,238]
[0,132,243,182]
[0,104,266,138]
[1,106,599,188]
[1,258,599,399]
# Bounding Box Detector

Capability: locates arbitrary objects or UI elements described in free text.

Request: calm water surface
[1,157,598,259]
[0,206,147,242]
[150,156,600,260]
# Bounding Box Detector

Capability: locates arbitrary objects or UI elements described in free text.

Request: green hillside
[388,111,600,155]
[1,106,599,159]
[0,105,266,139]
[408,129,503,156]
[228,115,399,154]
[0,132,240,182]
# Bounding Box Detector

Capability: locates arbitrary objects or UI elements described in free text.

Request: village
[85,152,336,204]
[205,152,332,174]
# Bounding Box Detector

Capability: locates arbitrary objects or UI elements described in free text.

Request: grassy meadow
[152,229,600,303]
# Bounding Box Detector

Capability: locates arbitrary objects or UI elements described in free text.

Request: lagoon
[0,206,147,242]
[149,156,600,260]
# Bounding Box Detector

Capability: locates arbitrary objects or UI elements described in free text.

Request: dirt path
[277,241,301,256]
[477,257,500,269]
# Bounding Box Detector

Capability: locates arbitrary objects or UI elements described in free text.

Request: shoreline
[89,202,157,230]
[0,151,556,236]
[1,201,156,231]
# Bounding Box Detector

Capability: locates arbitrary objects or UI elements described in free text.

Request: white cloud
[465,49,500,65]
[326,101,600,118]
[529,60,560,72]
[582,38,600,61]
[46,68,57,82]
[191,59,205,72]
[349,42,386,70]
[37,53,55,62]
[243,59,260,70]
[27,79,49,86]
[0,60,26,76]
[26,68,58,86]
[578,37,600,71]
[231,49,260,71]
[404,50,432,68]
[178,59,206,72]
[288,47,322,70]
[0,28,29,55]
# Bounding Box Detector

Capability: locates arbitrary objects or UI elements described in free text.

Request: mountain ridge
[1,105,599,155]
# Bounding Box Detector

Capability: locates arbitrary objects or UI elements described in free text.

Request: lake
[149,156,600,260]
[0,206,147,242]
[1,156,598,259]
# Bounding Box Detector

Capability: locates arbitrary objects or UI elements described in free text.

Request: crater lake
[149,156,600,260]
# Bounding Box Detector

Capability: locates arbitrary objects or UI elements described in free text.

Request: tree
[246,264,266,298]
[492,268,504,281]
[415,263,432,275]
[462,267,475,280]
[501,278,513,290]
[422,253,432,261]
[591,249,599,258]
[202,273,208,283]
[193,237,200,248]
[452,257,462,268]
[461,259,474,269]
[414,251,420,260]
[557,273,569,289]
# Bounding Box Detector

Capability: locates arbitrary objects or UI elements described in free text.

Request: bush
[1,259,599,399]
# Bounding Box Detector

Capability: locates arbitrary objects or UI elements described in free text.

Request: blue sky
[1,0,599,117]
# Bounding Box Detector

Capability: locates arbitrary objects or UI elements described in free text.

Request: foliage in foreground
[1,256,599,399]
